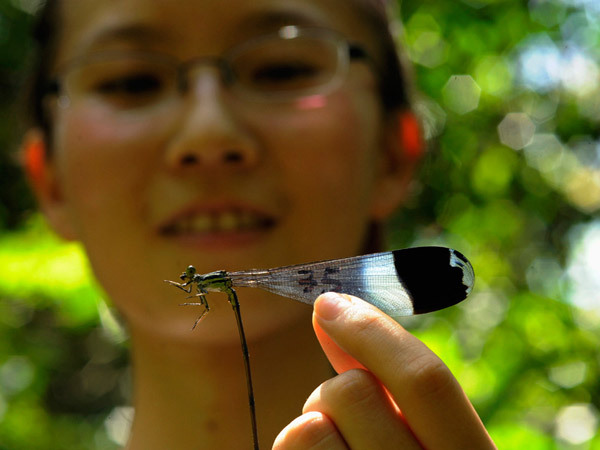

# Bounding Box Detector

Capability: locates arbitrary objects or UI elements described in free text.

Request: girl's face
[36,0,411,341]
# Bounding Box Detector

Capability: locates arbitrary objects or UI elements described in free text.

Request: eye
[250,62,319,84]
[95,73,163,96]
[185,266,197,278]
[239,59,329,94]
[83,70,173,109]
[70,57,176,109]
[232,38,338,95]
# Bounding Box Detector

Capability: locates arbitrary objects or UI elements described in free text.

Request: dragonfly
[165,246,475,450]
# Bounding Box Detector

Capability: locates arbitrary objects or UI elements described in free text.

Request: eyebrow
[79,23,167,53]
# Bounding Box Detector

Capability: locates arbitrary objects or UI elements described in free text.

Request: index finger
[313,314,366,373]
[313,292,496,450]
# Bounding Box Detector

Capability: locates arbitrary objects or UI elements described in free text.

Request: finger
[314,315,400,409]
[302,368,423,450]
[273,411,348,450]
[313,318,366,373]
[313,292,496,450]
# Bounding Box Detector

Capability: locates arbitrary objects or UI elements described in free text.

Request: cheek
[263,92,383,253]
[53,109,159,235]
[277,94,380,205]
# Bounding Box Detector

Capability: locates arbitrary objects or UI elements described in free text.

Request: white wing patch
[450,249,474,295]
[360,252,414,319]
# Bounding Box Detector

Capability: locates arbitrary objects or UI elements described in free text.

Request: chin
[139,289,313,346]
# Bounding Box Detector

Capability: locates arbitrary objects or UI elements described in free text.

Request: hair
[25,0,60,138]
[347,0,413,111]
[24,0,412,137]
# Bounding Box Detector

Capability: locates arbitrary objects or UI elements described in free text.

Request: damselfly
[165,246,475,450]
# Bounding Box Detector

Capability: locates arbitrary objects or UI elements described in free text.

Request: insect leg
[164,279,193,294]
[180,293,211,330]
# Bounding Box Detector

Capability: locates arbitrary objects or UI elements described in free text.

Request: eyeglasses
[46,26,370,113]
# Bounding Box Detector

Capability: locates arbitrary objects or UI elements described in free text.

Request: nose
[164,70,259,171]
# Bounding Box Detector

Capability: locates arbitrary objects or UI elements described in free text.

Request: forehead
[55,0,379,61]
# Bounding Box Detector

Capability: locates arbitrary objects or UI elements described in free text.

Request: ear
[22,129,77,240]
[369,109,424,220]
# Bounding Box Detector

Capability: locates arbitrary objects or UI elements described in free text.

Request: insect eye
[185,265,197,278]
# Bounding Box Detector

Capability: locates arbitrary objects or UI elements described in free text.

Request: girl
[23,0,496,448]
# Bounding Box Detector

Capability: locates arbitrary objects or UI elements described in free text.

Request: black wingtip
[392,247,475,314]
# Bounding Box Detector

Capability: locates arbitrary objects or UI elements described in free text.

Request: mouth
[159,208,277,236]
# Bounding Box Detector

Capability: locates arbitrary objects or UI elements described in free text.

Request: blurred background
[0,0,599,448]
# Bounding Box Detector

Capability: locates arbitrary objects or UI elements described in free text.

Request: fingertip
[315,293,394,326]
[312,299,368,375]
[273,411,344,449]
[314,292,352,321]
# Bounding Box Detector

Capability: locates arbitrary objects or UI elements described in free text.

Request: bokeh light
[567,220,600,311]
[554,403,598,445]
[442,75,481,114]
[497,113,536,150]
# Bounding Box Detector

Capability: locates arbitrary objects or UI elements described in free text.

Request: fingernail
[315,292,351,321]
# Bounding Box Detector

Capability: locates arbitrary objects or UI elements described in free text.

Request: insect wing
[229,247,474,321]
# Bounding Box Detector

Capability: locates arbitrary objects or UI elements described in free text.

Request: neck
[125,310,332,450]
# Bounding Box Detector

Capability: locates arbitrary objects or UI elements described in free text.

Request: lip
[158,200,278,250]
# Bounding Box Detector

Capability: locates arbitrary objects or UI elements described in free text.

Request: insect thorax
[197,270,232,292]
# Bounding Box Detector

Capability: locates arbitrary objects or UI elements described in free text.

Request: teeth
[170,210,272,234]
[191,215,211,232]
[218,211,238,231]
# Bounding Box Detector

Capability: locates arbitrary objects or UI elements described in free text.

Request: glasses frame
[45,25,372,107]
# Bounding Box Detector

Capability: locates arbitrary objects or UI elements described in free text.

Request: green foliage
[393,0,600,446]
[1,0,599,448]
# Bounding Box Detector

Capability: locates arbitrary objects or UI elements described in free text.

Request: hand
[273,293,496,449]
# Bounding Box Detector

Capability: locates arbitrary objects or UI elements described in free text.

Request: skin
[24,0,496,448]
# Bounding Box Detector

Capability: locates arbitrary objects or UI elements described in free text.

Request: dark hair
[25,0,60,137]
[348,0,412,112]
[24,0,411,135]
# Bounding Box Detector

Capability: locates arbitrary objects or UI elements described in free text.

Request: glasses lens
[65,54,178,111]
[231,33,343,99]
